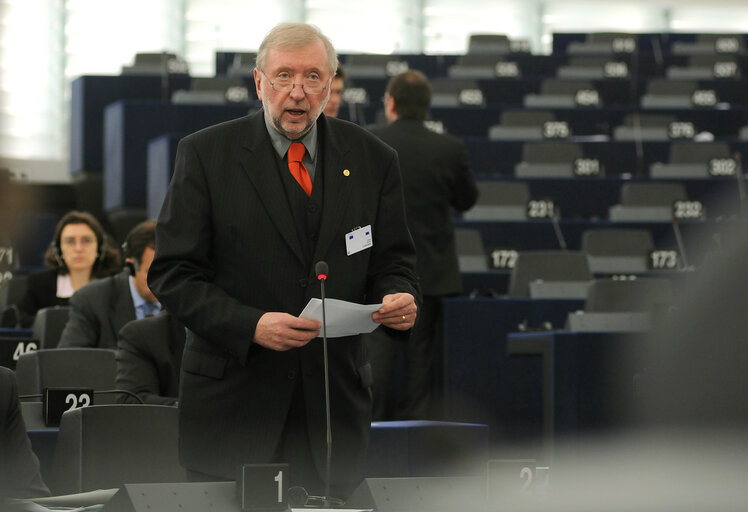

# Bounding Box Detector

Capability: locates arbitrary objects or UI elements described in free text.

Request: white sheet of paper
[300,298,382,338]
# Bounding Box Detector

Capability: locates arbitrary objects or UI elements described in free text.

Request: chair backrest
[122,52,188,75]
[430,78,485,107]
[50,404,185,495]
[454,228,488,272]
[687,54,737,66]
[190,76,245,92]
[499,110,555,126]
[581,229,654,257]
[646,79,698,95]
[668,141,730,163]
[521,142,583,163]
[588,32,634,43]
[467,34,511,54]
[463,182,531,221]
[566,56,614,68]
[507,251,592,298]
[15,348,116,398]
[540,79,595,95]
[582,229,654,273]
[455,54,504,67]
[31,305,70,349]
[474,181,530,206]
[0,274,27,313]
[620,113,678,128]
[227,52,257,76]
[585,278,674,312]
[619,182,688,207]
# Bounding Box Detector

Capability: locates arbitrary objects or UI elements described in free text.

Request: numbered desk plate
[238,463,289,511]
[0,337,38,371]
[43,388,94,427]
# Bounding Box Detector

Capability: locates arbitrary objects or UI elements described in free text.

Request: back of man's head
[385,70,431,121]
[122,220,156,265]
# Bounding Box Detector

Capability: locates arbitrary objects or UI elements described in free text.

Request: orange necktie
[287,142,313,196]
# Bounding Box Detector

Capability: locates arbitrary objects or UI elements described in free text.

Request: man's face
[131,246,157,303]
[254,39,332,139]
[324,77,344,118]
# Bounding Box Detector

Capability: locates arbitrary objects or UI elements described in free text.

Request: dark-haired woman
[16,210,120,327]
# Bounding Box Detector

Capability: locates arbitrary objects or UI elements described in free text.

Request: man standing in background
[323,65,345,118]
[367,70,478,421]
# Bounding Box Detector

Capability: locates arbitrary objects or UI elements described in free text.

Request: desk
[507,330,648,460]
[442,297,585,455]
[27,417,487,485]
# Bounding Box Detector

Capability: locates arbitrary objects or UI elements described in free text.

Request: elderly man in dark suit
[148,22,419,501]
[58,220,161,349]
[367,70,479,421]
[115,311,186,406]
[0,367,50,501]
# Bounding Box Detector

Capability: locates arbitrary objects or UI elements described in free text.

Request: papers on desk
[300,298,382,338]
[23,488,119,508]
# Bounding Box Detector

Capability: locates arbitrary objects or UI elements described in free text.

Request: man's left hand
[372,293,417,330]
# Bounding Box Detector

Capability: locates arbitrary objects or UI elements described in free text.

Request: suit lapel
[240,111,305,265]
[313,117,352,264]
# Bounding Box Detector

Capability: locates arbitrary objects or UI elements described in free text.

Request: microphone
[734,151,746,218]
[314,260,335,506]
[671,219,691,270]
[550,207,568,250]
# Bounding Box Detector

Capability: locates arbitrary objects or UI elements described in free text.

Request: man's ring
[402,315,406,321]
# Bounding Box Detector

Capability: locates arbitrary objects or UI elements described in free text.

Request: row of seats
[464,180,720,222]
[553,32,748,56]
[212,33,748,78]
[467,140,747,179]
[456,227,682,277]
[485,110,748,141]
[163,74,748,109]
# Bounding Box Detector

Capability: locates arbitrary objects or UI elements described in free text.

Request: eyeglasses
[61,236,96,247]
[260,70,330,95]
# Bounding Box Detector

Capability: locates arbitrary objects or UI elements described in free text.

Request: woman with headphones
[15,210,121,328]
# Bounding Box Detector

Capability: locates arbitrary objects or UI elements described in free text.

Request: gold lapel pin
[343,169,350,177]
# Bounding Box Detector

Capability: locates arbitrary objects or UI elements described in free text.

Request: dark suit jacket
[149,110,419,489]
[116,312,186,406]
[16,268,69,328]
[57,270,136,349]
[369,119,478,296]
[0,367,50,499]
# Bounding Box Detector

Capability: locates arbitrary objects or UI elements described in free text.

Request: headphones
[120,239,140,276]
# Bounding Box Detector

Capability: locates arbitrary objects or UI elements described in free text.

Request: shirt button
[308,204,318,213]
[310,234,318,241]
[299,278,309,288]
[287,370,296,380]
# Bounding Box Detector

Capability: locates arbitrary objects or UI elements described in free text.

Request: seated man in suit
[115,311,186,405]
[58,220,161,349]
[0,366,50,501]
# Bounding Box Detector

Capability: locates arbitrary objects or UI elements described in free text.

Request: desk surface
[442,297,585,455]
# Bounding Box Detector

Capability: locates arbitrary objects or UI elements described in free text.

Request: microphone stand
[315,261,334,507]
